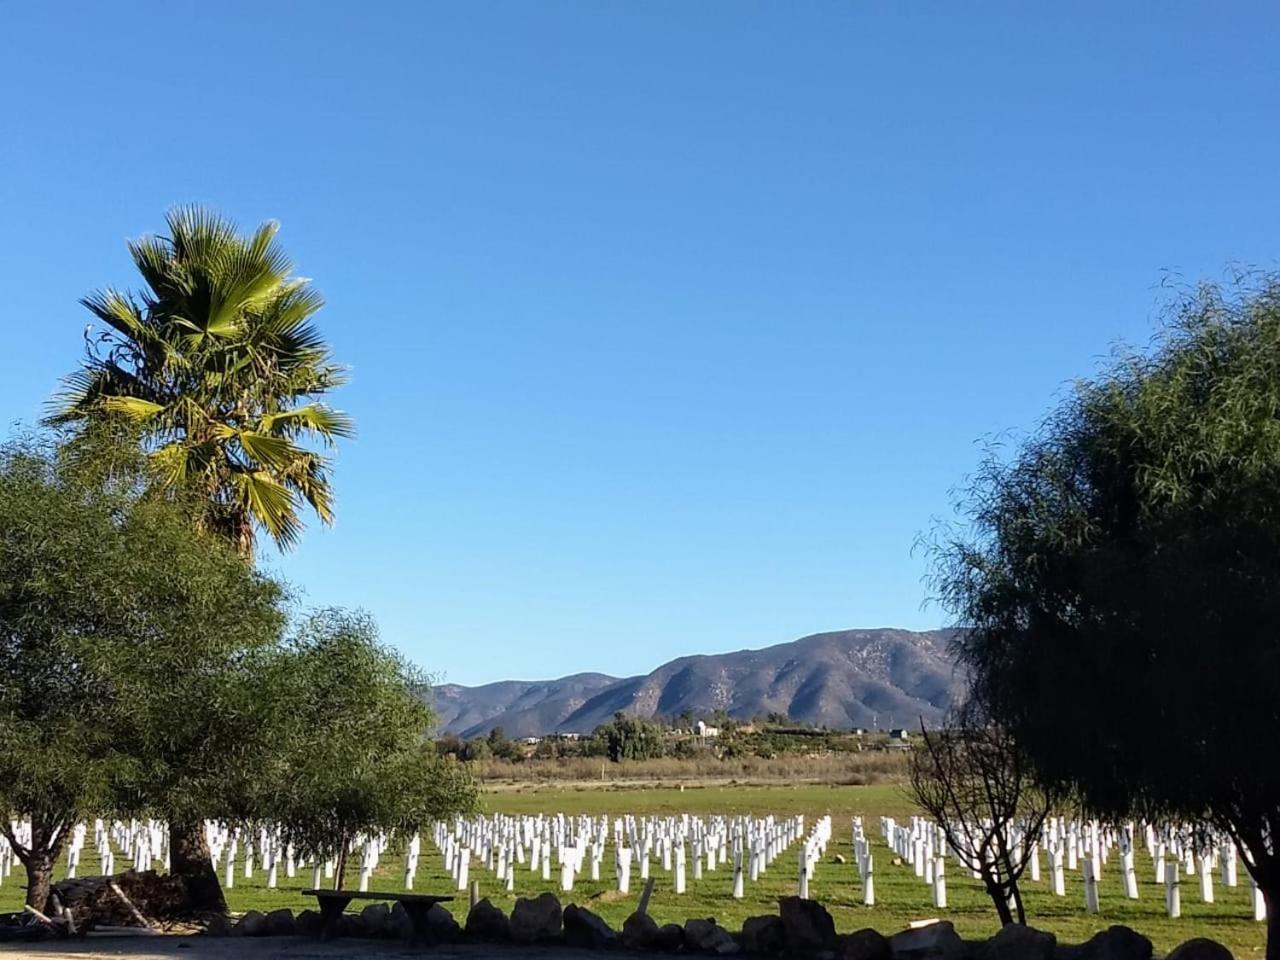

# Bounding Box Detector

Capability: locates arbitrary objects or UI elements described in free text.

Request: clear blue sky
[3,3,1277,685]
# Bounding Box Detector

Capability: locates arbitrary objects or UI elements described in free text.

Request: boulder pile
[215,892,1232,960]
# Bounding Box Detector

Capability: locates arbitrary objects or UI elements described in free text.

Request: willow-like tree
[49,205,352,557]
[249,610,477,890]
[0,433,283,910]
[932,276,1280,959]
[47,206,351,910]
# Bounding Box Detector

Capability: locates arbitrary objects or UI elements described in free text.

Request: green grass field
[0,783,1265,956]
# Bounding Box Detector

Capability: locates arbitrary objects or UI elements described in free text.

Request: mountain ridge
[432,628,964,739]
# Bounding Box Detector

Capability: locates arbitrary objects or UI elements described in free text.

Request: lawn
[0,782,1265,956]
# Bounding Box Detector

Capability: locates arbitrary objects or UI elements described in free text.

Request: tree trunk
[333,827,349,891]
[1011,881,1027,924]
[169,818,226,915]
[984,876,1014,926]
[1265,886,1279,960]
[22,852,54,910]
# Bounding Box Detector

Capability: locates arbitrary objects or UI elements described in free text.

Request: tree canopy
[254,609,476,889]
[933,277,1280,948]
[0,431,284,906]
[48,206,352,557]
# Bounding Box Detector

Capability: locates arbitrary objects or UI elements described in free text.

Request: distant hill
[432,628,964,738]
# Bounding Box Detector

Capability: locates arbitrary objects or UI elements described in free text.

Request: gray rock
[780,896,837,952]
[428,903,462,942]
[657,922,687,952]
[295,909,323,939]
[623,911,660,949]
[1076,926,1153,960]
[840,928,892,960]
[204,915,233,938]
[510,892,563,943]
[685,917,740,955]
[360,902,391,938]
[466,898,510,941]
[889,921,965,960]
[741,915,786,955]
[388,902,415,941]
[984,924,1055,960]
[622,911,660,952]
[564,904,617,949]
[264,908,295,937]
[234,911,267,937]
[1166,939,1234,960]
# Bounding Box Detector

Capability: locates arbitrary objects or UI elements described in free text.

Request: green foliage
[594,712,667,762]
[932,277,1280,908]
[48,206,351,556]
[255,610,476,884]
[0,430,284,903]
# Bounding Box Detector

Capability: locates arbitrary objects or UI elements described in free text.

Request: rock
[741,915,786,955]
[428,903,462,942]
[983,924,1055,960]
[840,928,892,960]
[565,904,617,949]
[295,909,323,939]
[1167,940,1234,960]
[264,908,295,937]
[622,911,660,949]
[889,921,965,960]
[658,923,687,952]
[342,915,368,939]
[686,917,740,954]
[1076,926,1153,960]
[466,898,510,941]
[780,897,838,953]
[510,892,563,943]
[360,902,391,938]
[234,911,267,937]
[204,915,233,938]
[388,902,415,941]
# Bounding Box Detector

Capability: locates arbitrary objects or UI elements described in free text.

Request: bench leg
[403,902,433,946]
[318,897,351,940]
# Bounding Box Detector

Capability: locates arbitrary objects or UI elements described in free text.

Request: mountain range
[431,628,964,739]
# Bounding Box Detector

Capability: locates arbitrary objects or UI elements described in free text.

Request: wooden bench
[302,889,454,942]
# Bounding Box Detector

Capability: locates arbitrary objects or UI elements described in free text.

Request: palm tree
[49,205,352,560]
[48,207,351,910]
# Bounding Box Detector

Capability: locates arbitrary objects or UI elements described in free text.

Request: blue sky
[3,3,1278,684]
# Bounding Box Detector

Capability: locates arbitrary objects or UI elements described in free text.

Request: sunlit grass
[0,783,1264,956]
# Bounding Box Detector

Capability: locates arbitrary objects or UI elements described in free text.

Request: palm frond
[101,396,166,421]
[236,430,301,470]
[259,404,355,441]
[235,470,302,550]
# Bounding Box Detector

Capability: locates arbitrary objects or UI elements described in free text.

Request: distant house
[851,727,867,736]
[888,728,910,740]
[521,736,541,745]
[695,720,720,738]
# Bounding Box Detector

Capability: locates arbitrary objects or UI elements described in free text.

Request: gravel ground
[6,938,611,960]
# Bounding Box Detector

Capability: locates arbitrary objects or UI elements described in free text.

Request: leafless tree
[909,699,1057,926]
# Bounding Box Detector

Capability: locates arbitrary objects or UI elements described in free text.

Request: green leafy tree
[48,206,352,558]
[932,277,1280,957]
[47,206,351,908]
[0,432,284,908]
[258,610,476,889]
[596,712,665,762]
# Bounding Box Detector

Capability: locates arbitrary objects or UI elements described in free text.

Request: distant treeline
[433,710,906,766]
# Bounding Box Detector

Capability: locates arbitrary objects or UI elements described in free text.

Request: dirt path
[7,938,605,960]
